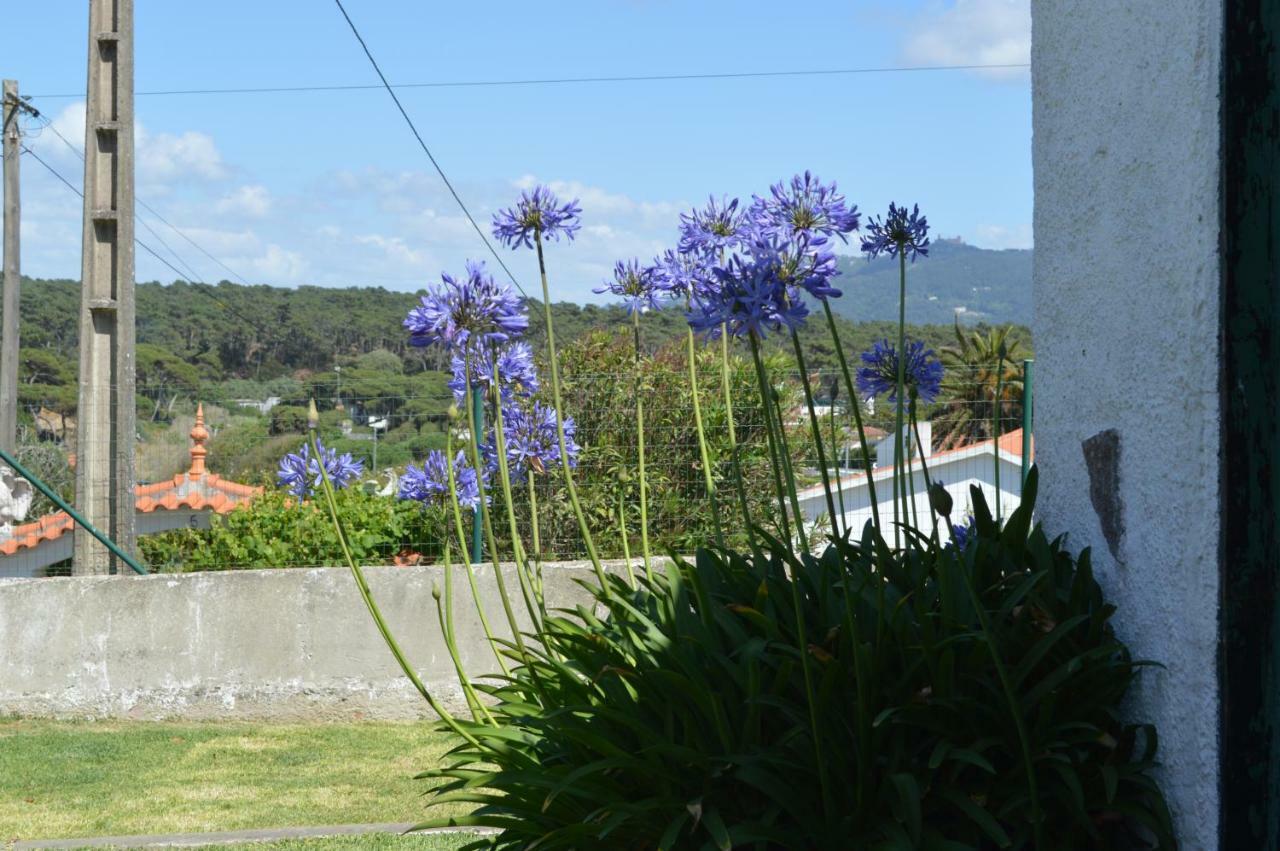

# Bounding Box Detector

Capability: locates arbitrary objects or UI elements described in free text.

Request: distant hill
[827,238,1032,326]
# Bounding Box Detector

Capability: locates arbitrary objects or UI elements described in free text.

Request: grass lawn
[65,835,476,850]
[0,718,471,843]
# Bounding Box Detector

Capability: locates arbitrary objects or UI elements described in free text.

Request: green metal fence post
[470,385,485,565]
[0,446,147,574]
[1021,358,1034,486]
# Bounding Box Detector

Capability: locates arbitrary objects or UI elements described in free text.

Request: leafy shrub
[422,472,1173,849]
[141,486,448,571]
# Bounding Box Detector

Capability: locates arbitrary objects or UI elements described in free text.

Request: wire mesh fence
[0,360,1032,575]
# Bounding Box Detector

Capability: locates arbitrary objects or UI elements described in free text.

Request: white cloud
[215,185,271,218]
[137,126,227,184]
[970,223,1032,250]
[355,234,429,268]
[901,0,1030,79]
[248,245,308,282]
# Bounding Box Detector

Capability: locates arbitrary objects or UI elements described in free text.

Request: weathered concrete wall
[1032,2,1221,848]
[0,561,636,721]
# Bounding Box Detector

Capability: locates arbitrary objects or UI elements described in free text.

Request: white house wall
[1032,1,1222,846]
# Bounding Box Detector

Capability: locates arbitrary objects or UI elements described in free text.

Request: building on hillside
[795,425,1031,538]
[0,405,261,579]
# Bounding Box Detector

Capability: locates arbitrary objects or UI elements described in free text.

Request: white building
[795,425,1030,539]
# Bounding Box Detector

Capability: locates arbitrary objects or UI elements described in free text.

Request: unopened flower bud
[307,399,319,431]
[431,583,442,601]
[928,482,953,518]
[447,404,460,422]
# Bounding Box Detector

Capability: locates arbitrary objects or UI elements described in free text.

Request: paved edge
[10,822,487,849]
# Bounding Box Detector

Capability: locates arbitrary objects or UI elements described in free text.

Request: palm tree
[933,319,1026,450]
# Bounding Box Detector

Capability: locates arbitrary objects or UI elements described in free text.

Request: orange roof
[0,404,263,557]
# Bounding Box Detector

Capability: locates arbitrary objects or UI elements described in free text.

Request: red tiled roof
[0,404,262,557]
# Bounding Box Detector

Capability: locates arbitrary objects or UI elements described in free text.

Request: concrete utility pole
[1,80,20,454]
[74,0,137,574]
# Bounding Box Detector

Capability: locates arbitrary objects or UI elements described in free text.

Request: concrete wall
[0,561,634,721]
[1032,2,1221,848]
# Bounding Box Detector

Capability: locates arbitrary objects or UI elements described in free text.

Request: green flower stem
[527,477,546,607]
[909,401,941,547]
[439,543,494,725]
[828,404,847,537]
[721,325,760,559]
[489,365,545,629]
[631,310,653,581]
[616,488,637,588]
[821,300,880,530]
[746,333,793,545]
[685,323,726,549]
[771,386,810,553]
[305,426,479,747]
[445,433,508,675]
[461,362,532,663]
[994,353,1004,526]
[533,231,609,593]
[790,327,839,539]
[893,252,909,548]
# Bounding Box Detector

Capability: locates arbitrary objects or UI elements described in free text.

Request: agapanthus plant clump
[276,438,362,499]
[288,175,1173,850]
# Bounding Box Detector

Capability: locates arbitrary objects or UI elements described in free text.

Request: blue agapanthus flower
[678,195,748,256]
[855,338,945,403]
[485,401,579,485]
[688,252,809,340]
[399,449,482,510]
[592,258,670,315]
[751,171,860,242]
[448,340,540,406]
[404,260,528,351]
[277,438,364,499]
[950,517,977,550]
[861,202,930,262]
[492,185,582,249]
[651,248,713,300]
[748,230,843,301]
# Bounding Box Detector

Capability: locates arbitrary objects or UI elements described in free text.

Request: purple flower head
[678,196,748,256]
[745,230,843,301]
[405,260,528,352]
[277,438,364,500]
[861,203,930,262]
[651,248,713,301]
[492,185,582,249]
[751,171,861,243]
[950,517,977,550]
[448,340,540,406]
[399,450,482,510]
[855,338,945,404]
[484,401,579,485]
[688,252,809,341]
[592,258,670,315]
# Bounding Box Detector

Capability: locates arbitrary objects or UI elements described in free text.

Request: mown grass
[0,719,466,842]
[65,833,476,850]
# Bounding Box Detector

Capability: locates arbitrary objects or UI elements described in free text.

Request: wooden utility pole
[1,80,20,454]
[74,0,137,574]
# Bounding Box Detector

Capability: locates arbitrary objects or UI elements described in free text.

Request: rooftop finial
[189,403,209,477]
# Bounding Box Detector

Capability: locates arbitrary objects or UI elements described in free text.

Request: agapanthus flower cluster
[398,450,483,510]
[950,517,977,550]
[855,338,945,403]
[448,340,539,406]
[491,185,582,249]
[592,259,670,315]
[650,249,712,300]
[861,202,930,262]
[678,196,748,257]
[750,230,843,301]
[404,261,528,351]
[751,171,860,242]
[485,401,579,485]
[687,250,809,340]
[277,438,364,499]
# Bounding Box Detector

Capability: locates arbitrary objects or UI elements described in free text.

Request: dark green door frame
[1221,1,1280,846]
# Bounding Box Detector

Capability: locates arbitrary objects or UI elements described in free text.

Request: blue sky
[10,0,1030,303]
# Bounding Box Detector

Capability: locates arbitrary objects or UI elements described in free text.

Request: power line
[26,105,253,286]
[25,63,1031,100]
[331,0,527,298]
[19,144,276,340]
